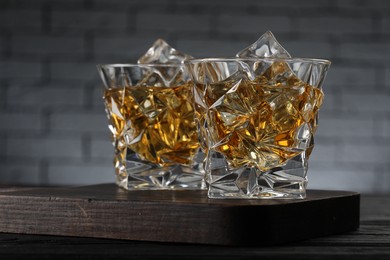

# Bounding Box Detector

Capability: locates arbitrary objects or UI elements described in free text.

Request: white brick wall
[0,61,42,78]
[0,0,389,194]
[216,15,292,34]
[7,84,85,106]
[6,136,83,159]
[136,13,212,32]
[51,10,128,31]
[50,112,107,132]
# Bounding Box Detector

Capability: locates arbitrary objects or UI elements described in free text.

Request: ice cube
[236,31,291,58]
[138,39,193,64]
[136,39,192,87]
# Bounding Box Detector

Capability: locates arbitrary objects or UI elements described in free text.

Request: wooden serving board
[0,184,360,246]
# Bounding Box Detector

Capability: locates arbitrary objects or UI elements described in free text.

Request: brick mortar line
[0,132,6,158]
[41,2,51,34]
[1,1,389,12]
[311,160,386,170]
[6,31,390,43]
[40,107,51,135]
[38,159,49,184]
[83,30,94,61]
[2,155,111,165]
[0,80,8,110]
[81,133,92,161]
[0,130,107,138]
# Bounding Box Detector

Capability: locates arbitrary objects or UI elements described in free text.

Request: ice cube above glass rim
[236,30,291,58]
[138,38,193,64]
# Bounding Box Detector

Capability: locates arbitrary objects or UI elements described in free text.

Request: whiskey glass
[185,58,330,199]
[97,64,205,190]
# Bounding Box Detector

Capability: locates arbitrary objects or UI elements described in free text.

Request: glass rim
[184,57,331,65]
[97,63,184,69]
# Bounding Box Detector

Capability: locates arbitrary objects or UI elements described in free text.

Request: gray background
[0,0,389,194]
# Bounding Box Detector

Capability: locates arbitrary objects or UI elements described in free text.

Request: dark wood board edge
[0,186,360,246]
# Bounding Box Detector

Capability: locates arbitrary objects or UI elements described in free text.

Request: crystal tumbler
[185,58,330,199]
[97,64,205,190]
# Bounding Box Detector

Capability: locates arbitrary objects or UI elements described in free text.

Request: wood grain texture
[0,193,387,260]
[0,184,360,246]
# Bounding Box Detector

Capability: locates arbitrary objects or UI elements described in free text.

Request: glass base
[206,152,308,199]
[116,161,206,190]
[208,184,306,199]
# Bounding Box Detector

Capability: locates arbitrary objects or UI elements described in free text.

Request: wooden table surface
[0,186,388,260]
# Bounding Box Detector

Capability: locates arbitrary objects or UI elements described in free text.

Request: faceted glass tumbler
[185,58,330,199]
[97,64,205,190]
